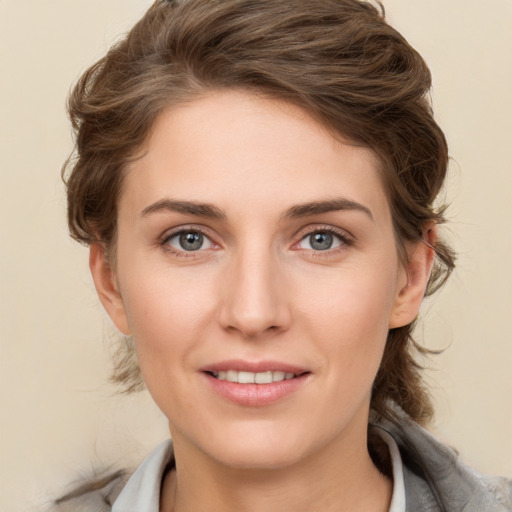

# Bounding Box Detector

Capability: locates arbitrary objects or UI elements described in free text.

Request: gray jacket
[376,414,512,511]
[53,415,512,512]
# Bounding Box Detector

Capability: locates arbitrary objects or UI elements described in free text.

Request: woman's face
[92,90,428,470]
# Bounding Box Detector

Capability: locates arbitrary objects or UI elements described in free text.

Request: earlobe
[89,244,131,335]
[389,226,437,329]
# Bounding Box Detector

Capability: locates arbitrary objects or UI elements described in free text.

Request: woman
[57,0,512,510]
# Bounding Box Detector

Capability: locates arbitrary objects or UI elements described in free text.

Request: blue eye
[167,230,213,252]
[298,231,343,251]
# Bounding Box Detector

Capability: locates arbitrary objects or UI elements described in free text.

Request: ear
[389,226,437,329]
[89,243,131,335]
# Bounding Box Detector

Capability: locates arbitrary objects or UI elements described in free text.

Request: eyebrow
[140,197,373,222]
[140,199,227,220]
[283,198,374,221]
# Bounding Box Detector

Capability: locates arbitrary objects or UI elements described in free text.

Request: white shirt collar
[112,439,173,512]
[376,428,407,512]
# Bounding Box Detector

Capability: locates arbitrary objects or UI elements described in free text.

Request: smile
[201,360,310,405]
[211,370,296,384]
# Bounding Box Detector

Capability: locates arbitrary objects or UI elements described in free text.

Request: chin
[195,418,327,471]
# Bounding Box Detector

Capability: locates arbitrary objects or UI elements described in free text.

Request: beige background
[1,1,511,510]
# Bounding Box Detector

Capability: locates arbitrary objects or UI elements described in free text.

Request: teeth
[273,371,286,381]
[238,371,255,384]
[255,371,272,384]
[226,370,237,382]
[211,370,296,384]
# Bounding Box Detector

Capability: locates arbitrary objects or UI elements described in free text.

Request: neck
[162,425,392,512]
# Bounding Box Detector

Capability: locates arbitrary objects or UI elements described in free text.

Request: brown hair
[63,0,455,425]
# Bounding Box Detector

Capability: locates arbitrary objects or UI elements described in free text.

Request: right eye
[165,230,214,252]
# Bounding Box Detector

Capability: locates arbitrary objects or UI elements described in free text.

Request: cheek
[300,256,398,328]
[119,266,217,376]
[296,264,399,375]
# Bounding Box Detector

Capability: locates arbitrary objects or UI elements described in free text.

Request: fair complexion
[90,90,434,512]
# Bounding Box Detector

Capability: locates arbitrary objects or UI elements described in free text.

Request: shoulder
[51,470,128,512]
[373,411,512,512]
[51,439,174,512]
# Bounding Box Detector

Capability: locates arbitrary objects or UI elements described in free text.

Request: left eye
[297,231,343,251]
[167,230,213,252]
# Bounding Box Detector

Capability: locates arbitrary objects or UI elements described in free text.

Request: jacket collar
[374,409,512,512]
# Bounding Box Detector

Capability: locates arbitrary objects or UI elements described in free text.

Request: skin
[90,90,435,512]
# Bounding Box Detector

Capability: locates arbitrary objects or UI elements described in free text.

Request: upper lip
[200,359,309,375]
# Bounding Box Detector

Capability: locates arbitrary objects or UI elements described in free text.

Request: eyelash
[159,225,354,258]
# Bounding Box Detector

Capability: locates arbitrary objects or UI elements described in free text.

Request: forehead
[121,90,390,223]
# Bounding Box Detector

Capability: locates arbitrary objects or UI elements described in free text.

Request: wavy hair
[63,0,455,425]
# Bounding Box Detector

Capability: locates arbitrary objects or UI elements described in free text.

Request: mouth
[201,361,310,406]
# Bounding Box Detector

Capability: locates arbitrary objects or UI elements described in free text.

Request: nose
[217,246,291,339]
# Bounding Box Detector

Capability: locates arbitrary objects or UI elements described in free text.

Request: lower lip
[203,373,309,407]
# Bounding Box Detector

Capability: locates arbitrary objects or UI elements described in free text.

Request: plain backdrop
[1,0,511,510]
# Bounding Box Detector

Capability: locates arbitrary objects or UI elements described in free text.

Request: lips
[201,359,308,375]
[200,360,310,406]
